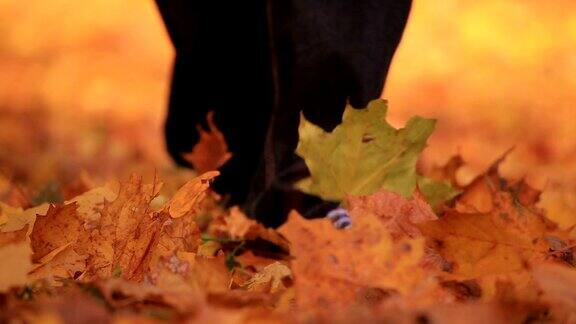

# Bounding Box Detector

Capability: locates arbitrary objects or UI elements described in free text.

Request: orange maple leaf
[183,111,233,174]
[279,211,433,311]
[347,189,437,240]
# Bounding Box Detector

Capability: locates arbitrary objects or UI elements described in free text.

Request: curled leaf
[167,171,219,219]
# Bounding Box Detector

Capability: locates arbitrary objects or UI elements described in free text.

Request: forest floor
[1,0,576,322]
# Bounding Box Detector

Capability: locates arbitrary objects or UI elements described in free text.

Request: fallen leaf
[0,241,32,291]
[0,202,49,233]
[67,181,119,224]
[34,243,73,266]
[418,207,550,278]
[243,262,292,294]
[167,171,219,219]
[455,151,512,214]
[183,111,233,174]
[419,152,559,280]
[279,211,432,310]
[296,98,436,201]
[29,245,86,284]
[347,189,438,240]
[76,174,163,280]
[417,177,461,212]
[151,211,202,268]
[30,203,82,262]
[215,207,290,253]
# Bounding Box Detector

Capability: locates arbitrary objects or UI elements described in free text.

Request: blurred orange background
[0,0,575,222]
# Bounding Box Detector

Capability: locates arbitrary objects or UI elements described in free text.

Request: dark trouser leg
[245,0,413,227]
[159,0,274,206]
[244,70,349,228]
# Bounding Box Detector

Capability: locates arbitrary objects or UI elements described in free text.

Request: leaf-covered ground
[2,0,576,323]
[2,99,576,323]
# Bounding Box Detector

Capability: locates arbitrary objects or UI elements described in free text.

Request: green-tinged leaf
[296,99,436,201]
[418,177,461,211]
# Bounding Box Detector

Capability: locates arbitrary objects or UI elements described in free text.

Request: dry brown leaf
[0,202,49,233]
[215,207,290,253]
[183,111,233,174]
[115,212,167,281]
[456,170,499,214]
[509,179,541,207]
[67,181,119,224]
[243,262,292,294]
[29,245,86,284]
[347,189,437,240]
[418,206,550,279]
[146,251,230,304]
[454,152,519,214]
[419,153,557,280]
[167,171,219,219]
[34,243,73,266]
[75,174,163,280]
[279,211,433,310]
[150,212,202,269]
[30,203,82,262]
[68,173,211,282]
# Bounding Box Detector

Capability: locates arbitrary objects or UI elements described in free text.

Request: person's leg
[246,0,413,227]
[155,0,413,227]
[156,0,274,205]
